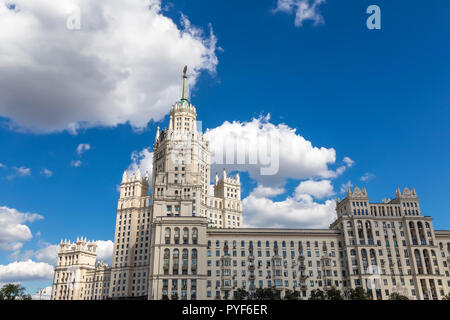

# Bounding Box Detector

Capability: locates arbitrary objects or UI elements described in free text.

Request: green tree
[326,287,343,300]
[233,288,249,300]
[442,293,450,300]
[252,287,281,300]
[283,289,300,300]
[22,294,32,300]
[349,286,370,300]
[170,292,179,300]
[388,292,409,300]
[309,289,326,300]
[0,284,28,300]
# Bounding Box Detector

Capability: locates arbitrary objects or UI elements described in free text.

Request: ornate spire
[181,65,188,102]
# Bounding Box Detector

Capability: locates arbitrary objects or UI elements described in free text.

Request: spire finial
[181,65,188,102]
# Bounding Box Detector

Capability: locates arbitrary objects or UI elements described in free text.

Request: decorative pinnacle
[181,65,188,102]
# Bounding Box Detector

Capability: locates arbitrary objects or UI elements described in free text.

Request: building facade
[51,69,450,301]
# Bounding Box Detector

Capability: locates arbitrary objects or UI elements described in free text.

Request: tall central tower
[147,67,243,300]
[150,66,211,220]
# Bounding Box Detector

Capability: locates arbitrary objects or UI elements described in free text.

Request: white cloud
[35,243,59,265]
[0,260,54,282]
[250,185,286,198]
[0,0,218,133]
[0,206,43,251]
[20,241,59,265]
[205,115,340,187]
[76,143,91,156]
[32,286,52,300]
[7,166,31,179]
[128,148,153,183]
[340,180,353,194]
[70,160,82,167]
[343,157,354,168]
[274,0,326,27]
[360,172,375,182]
[242,189,336,229]
[0,163,5,168]
[295,179,334,199]
[95,240,113,265]
[40,168,53,177]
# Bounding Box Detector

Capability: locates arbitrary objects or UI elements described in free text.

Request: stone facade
[51,70,450,300]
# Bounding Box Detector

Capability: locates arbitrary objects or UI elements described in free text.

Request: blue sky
[0,0,449,296]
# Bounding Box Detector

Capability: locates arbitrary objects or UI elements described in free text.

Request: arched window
[192,228,198,244]
[361,249,368,271]
[183,228,189,244]
[290,241,294,247]
[423,249,432,274]
[414,249,423,274]
[165,228,171,244]
[191,249,198,274]
[182,249,189,273]
[350,249,356,256]
[282,241,286,248]
[163,249,170,272]
[174,228,180,244]
[370,249,377,266]
[417,222,426,245]
[409,222,417,245]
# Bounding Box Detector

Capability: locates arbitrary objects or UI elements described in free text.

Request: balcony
[221,282,232,289]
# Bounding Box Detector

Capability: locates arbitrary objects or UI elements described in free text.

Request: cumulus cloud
[340,180,353,194]
[70,160,82,167]
[295,179,334,199]
[0,260,54,283]
[76,143,91,156]
[0,0,218,133]
[205,115,342,187]
[0,163,5,168]
[20,241,59,265]
[0,206,43,251]
[360,172,375,182]
[274,0,326,27]
[95,240,114,265]
[250,185,286,198]
[127,148,153,185]
[34,243,59,265]
[40,168,53,177]
[7,166,31,180]
[243,187,336,229]
[343,156,354,168]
